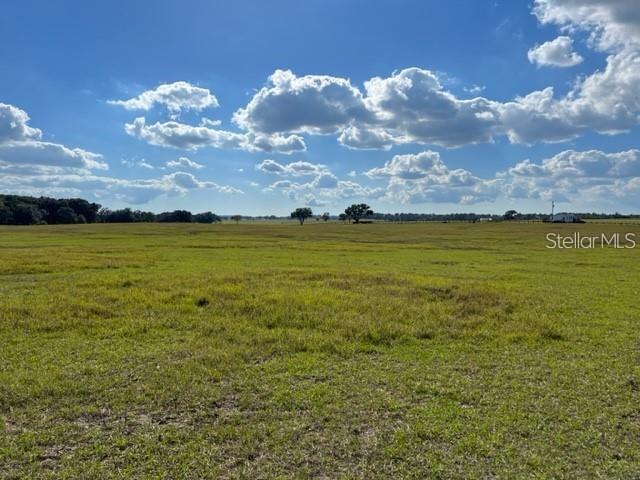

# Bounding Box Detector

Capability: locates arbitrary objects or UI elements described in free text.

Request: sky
[1,0,639,215]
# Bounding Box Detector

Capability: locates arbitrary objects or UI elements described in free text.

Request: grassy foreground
[1,222,639,479]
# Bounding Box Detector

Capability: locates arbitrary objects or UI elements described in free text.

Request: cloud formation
[0,102,241,204]
[0,103,42,141]
[0,171,242,204]
[366,151,500,204]
[256,159,329,176]
[502,149,640,203]
[230,55,640,150]
[116,3,640,159]
[108,81,219,113]
[125,117,306,153]
[363,148,640,207]
[257,158,384,206]
[528,36,583,67]
[225,3,640,150]
[166,156,204,169]
[532,0,640,51]
[233,69,371,135]
[0,141,107,170]
[0,102,107,170]
[365,151,446,180]
[234,68,500,149]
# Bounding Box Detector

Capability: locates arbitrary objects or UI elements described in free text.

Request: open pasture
[1,222,639,478]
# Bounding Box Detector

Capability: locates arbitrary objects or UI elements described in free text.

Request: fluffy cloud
[246,132,306,154]
[263,178,384,203]
[528,36,584,67]
[363,148,640,206]
[365,151,446,179]
[358,68,501,148]
[226,2,640,150]
[0,103,42,141]
[122,158,154,169]
[124,117,245,150]
[502,149,640,202]
[366,151,500,204]
[116,2,640,155]
[337,126,395,150]
[125,117,306,153]
[508,149,640,178]
[233,69,371,135]
[0,141,107,170]
[166,156,204,169]
[506,1,640,142]
[312,172,339,189]
[0,170,242,205]
[385,176,500,205]
[256,159,329,176]
[0,103,107,171]
[257,158,383,204]
[108,81,219,113]
[235,68,500,150]
[500,49,640,143]
[237,51,639,148]
[101,171,241,204]
[532,0,640,51]
[0,102,241,204]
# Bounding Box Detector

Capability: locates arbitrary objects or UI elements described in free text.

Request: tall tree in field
[321,212,330,222]
[230,215,242,224]
[503,209,518,220]
[291,207,313,225]
[344,204,373,224]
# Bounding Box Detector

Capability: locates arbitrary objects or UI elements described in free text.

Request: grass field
[1,222,639,479]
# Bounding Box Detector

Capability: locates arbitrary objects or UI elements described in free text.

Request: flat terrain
[1,222,639,479]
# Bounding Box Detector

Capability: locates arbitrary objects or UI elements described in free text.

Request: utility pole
[551,200,555,221]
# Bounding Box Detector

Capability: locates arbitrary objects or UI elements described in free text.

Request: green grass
[1,222,639,479]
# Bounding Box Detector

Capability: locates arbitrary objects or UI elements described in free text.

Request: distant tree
[108,208,135,223]
[56,206,79,224]
[230,215,242,224]
[321,212,330,222]
[291,207,313,225]
[66,198,100,223]
[157,210,192,222]
[0,204,13,224]
[136,210,156,222]
[12,204,42,225]
[503,209,518,220]
[98,207,154,223]
[344,203,373,224]
[193,212,221,224]
[338,213,347,223]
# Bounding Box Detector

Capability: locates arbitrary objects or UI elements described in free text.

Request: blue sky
[1,0,639,214]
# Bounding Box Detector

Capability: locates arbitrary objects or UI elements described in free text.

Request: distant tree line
[2,194,639,226]
[0,194,221,225]
[0,195,101,225]
[98,208,221,224]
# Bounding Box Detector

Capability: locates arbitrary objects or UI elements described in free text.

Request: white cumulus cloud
[528,36,584,67]
[125,117,306,154]
[166,156,204,169]
[233,69,371,135]
[0,103,106,171]
[0,102,242,205]
[108,81,219,113]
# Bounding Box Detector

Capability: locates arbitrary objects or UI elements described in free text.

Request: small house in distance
[551,212,583,223]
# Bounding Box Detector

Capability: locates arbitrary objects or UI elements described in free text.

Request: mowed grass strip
[0,222,639,478]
